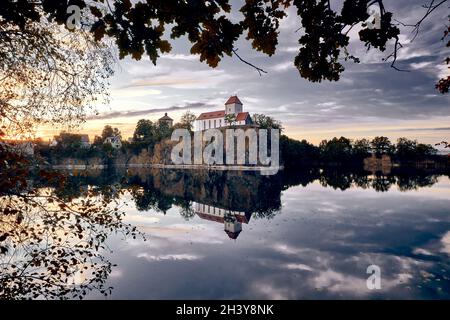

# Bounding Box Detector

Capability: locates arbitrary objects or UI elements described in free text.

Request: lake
[1,168,450,299]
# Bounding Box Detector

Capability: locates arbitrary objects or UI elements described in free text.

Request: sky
[37,0,450,148]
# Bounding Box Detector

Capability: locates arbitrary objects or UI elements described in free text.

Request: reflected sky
[88,176,450,299]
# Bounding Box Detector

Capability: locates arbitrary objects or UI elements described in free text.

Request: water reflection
[1,167,450,299]
[193,202,252,240]
[0,169,141,300]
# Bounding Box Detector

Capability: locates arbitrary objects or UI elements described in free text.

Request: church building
[194,96,252,131]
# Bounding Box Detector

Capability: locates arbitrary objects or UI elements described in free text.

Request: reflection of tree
[371,174,396,192]
[0,169,139,299]
[174,199,196,221]
[396,174,439,191]
[131,188,158,212]
[129,185,173,214]
[319,169,353,190]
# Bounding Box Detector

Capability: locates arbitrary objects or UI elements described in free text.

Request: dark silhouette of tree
[396,137,419,158]
[101,125,121,140]
[371,136,394,156]
[133,119,155,142]
[435,21,449,93]
[1,0,446,92]
[353,138,372,160]
[178,111,197,132]
[252,114,283,130]
[280,135,320,167]
[319,137,353,163]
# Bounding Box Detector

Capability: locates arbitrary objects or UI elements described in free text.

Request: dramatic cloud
[40,0,449,146]
[87,102,214,120]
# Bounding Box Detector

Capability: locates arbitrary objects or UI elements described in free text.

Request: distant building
[104,136,122,149]
[194,96,253,131]
[158,113,173,127]
[50,133,90,148]
[193,202,252,240]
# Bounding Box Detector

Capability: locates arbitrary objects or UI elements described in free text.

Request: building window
[214,120,216,128]
[219,119,222,127]
[209,120,211,128]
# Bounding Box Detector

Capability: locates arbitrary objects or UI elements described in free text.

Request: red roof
[235,112,250,121]
[195,212,249,224]
[197,110,225,120]
[225,96,242,105]
[196,111,250,122]
[225,230,241,240]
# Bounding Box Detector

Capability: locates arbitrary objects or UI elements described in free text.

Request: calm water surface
[83,171,450,299]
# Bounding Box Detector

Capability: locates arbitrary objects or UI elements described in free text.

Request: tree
[371,136,394,156]
[353,138,372,159]
[93,135,103,146]
[396,137,418,159]
[133,119,155,142]
[224,114,236,126]
[101,125,121,140]
[112,127,122,139]
[101,125,114,140]
[252,114,283,131]
[179,111,197,131]
[156,122,173,141]
[435,22,449,93]
[0,13,113,138]
[416,143,438,158]
[1,1,447,93]
[280,135,320,167]
[319,137,353,163]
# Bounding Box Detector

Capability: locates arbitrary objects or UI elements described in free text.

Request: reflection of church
[193,202,252,240]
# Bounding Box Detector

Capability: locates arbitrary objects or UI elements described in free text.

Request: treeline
[281,135,442,168]
[35,112,447,170]
[37,111,198,161]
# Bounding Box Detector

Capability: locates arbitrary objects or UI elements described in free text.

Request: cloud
[137,253,203,261]
[88,102,214,120]
[160,53,199,61]
[270,61,294,72]
[118,67,234,90]
[111,88,162,98]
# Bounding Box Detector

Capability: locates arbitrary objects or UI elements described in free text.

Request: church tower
[224,95,243,115]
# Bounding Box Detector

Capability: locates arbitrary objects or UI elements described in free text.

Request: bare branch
[232,48,268,76]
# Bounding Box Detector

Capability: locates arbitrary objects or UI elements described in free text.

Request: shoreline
[49,163,284,173]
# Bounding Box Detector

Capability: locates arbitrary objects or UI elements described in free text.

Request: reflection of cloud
[137,253,202,261]
[271,243,307,256]
[312,269,367,294]
[250,282,292,300]
[284,263,313,271]
[440,231,450,255]
[124,216,160,224]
